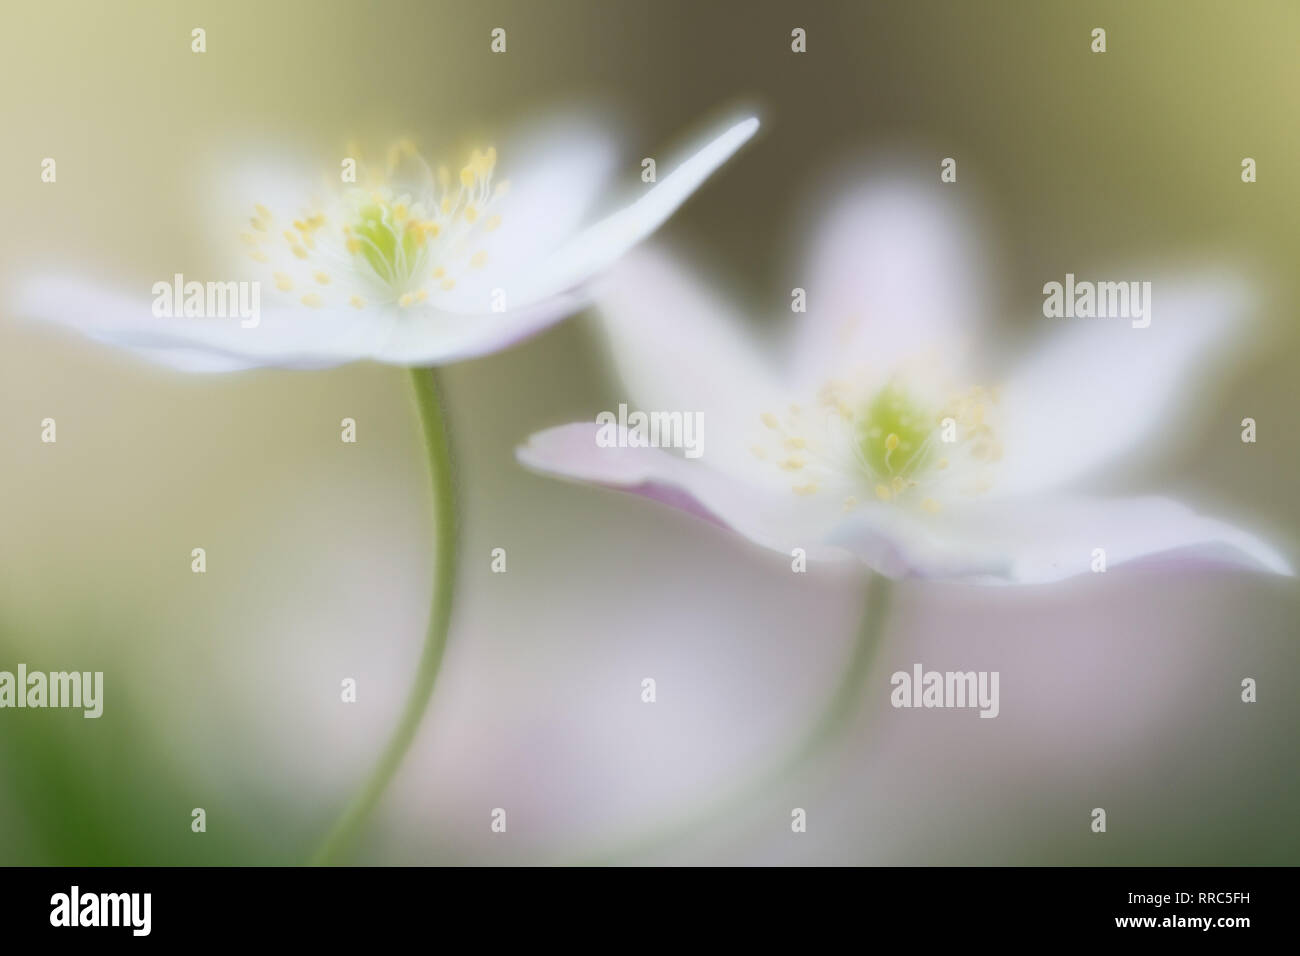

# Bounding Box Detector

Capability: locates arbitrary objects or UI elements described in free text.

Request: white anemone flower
[519,179,1292,585]
[11,115,759,372]
[5,113,760,866]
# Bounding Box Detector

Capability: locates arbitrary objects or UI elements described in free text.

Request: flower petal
[790,174,989,384]
[424,115,621,314]
[395,118,761,367]
[503,117,760,308]
[201,151,321,279]
[11,273,397,371]
[827,494,1292,584]
[473,114,621,274]
[590,246,787,481]
[517,422,848,560]
[374,291,589,365]
[992,273,1252,497]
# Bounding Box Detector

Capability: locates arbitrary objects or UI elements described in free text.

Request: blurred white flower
[12,116,758,371]
[519,179,1292,584]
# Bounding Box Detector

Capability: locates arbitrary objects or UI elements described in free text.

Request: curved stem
[310,368,459,866]
[584,571,891,864]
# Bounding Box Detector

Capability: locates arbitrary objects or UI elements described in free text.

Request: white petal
[201,151,320,278]
[503,117,760,308]
[827,494,1292,584]
[517,422,848,560]
[12,273,395,371]
[993,273,1252,496]
[477,114,621,271]
[403,117,760,366]
[591,246,785,481]
[427,115,620,313]
[790,173,989,384]
[373,291,589,366]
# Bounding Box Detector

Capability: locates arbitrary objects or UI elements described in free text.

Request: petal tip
[733,115,760,140]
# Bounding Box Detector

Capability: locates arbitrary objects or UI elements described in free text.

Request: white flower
[518,178,1292,584]
[12,116,759,372]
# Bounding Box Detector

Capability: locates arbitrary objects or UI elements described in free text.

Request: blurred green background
[1,0,1297,864]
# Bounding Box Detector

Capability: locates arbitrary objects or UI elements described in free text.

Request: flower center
[854,384,936,481]
[241,139,507,310]
[753,377,1003,513]
[350,199,425,286]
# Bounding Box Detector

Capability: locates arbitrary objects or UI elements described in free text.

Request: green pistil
[856,384,935,478]
[354,203,419,282]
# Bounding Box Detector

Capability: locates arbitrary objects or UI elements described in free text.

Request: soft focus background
[1,0,1297,864]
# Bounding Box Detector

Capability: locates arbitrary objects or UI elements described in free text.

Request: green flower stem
[310,368,459,866]
[586,571,892,864]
